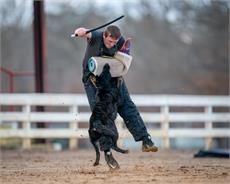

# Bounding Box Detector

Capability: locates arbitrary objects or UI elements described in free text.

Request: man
[74,25,158,153]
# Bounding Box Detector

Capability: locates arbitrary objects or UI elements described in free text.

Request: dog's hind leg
[88,129,100,166]
[104,151,120,170]
[110,125,129,154]
[92,141,100,166]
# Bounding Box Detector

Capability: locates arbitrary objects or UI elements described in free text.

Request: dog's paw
[93,127,103,134]
[104,152,120,170]
[93,161,99,166]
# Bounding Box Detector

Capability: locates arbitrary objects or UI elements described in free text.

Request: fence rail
[0,93,229,149]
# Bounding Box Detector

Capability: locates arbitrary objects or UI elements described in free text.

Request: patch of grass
[0,123,21,150]
[0,138,21,150]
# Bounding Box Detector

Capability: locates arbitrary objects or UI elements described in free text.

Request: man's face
[103,33,119,49]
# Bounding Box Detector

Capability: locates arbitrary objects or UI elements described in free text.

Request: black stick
[71,15,125,37]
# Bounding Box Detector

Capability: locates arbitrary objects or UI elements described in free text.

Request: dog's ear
[104,63,110,70]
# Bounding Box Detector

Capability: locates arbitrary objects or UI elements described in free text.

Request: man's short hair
[104,25,121,39]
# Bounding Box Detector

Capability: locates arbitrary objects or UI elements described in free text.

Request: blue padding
[88,58,96,72]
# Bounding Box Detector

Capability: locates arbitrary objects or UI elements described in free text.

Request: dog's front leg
[94,124,117,138]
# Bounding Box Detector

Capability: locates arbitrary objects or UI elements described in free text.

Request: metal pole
[33,0,48,140]
[33,0,47,93]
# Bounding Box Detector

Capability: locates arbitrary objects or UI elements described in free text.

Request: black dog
[88,64,129,169]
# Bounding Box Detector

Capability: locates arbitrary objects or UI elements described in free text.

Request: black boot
[142,135,158,152]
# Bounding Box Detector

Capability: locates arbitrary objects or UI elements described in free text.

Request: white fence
[0,93,229,150]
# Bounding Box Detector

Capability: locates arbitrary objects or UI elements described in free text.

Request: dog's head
[96,64,112,90]
[96,64,119,102]
[97,64,111,86]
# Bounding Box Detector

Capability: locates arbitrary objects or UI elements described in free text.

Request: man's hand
[74,27,92,38]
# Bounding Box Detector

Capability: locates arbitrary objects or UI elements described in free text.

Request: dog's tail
[113,145,129,154]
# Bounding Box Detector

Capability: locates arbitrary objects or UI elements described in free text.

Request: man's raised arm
[74,27,92,39]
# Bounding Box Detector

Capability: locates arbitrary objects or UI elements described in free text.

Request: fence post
[205,106,212,150]
[69,105,78,150]
[22,105,31,149]
[161,106,170,149]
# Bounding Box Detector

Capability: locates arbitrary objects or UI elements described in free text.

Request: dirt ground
[0,149,229,184]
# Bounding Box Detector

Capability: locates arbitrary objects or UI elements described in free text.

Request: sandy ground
[0,149,229,184]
